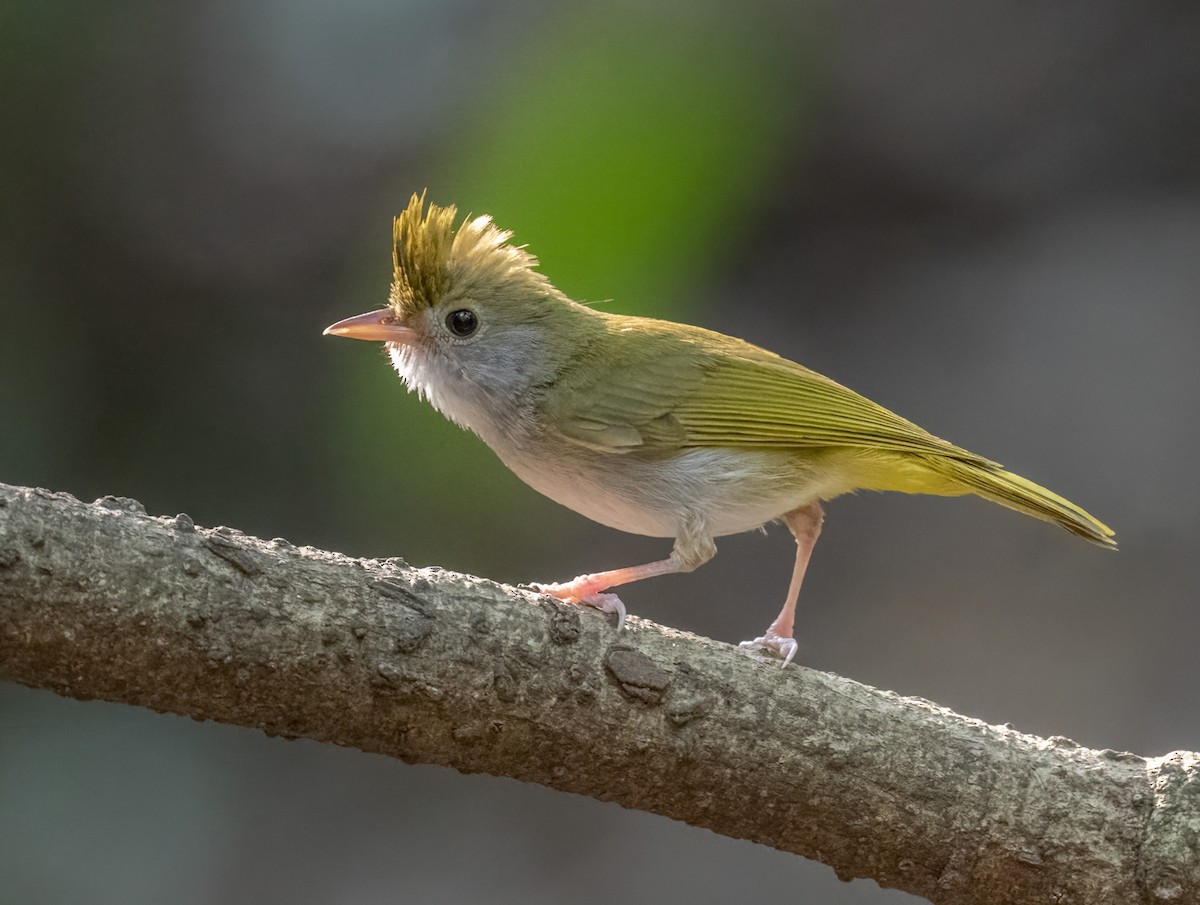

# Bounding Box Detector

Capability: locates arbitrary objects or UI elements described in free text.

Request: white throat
[387,340,542,450]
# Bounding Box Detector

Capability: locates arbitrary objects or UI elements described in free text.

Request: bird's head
[325,193,583,432]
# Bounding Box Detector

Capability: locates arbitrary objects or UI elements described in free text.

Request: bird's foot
[532,574,606,600]
[739,631,799,668]
[580,592,626,632]
[532,581,626,632]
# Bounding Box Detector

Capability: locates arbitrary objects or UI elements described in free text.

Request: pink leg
[534,531,716,631]
[739,501,825,667]
[534,557,682,601]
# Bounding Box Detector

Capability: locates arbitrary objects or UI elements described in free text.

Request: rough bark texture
[0,482,1196,904]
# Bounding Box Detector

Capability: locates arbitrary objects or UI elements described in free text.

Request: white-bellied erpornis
[325,194,1115,666]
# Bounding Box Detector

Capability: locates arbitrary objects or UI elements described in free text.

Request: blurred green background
[3,2,1199,903]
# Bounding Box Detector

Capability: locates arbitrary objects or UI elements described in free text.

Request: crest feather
[390,192,548,314]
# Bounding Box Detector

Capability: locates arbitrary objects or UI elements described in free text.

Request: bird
[324,193,1115,666]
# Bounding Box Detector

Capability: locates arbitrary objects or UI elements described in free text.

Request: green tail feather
[930,457,1117,548]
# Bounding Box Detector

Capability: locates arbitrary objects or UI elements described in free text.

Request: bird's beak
[323,308,417,344]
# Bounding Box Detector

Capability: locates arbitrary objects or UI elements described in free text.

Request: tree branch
[0,482,1195,904]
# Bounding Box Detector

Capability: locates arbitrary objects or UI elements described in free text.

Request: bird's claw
[739,632,799,668]
[532,582,626,632]
[581,592,626,632]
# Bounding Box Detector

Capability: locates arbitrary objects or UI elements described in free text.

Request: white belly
[498,444,838,540]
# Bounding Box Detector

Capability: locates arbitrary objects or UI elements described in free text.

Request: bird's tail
[928,457,1116,548]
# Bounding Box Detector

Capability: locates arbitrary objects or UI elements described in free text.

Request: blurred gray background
[2,2,1199,903]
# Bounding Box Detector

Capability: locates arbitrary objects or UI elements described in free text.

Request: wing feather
[545,317,990,466]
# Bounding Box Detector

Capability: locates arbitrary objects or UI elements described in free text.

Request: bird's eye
[446,308,478,337]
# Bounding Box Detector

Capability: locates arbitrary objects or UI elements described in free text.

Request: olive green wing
[543,342,700,452]
[674,350,991,464]
[545,317,990,466]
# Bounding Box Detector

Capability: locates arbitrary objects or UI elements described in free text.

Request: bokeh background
[3,2,1199,903]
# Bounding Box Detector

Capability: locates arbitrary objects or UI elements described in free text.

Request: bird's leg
[534,526,715,632]
[533,559,675,631]
[740,500,825,667]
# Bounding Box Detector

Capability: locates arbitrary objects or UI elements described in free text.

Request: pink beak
[323,308,417,344]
